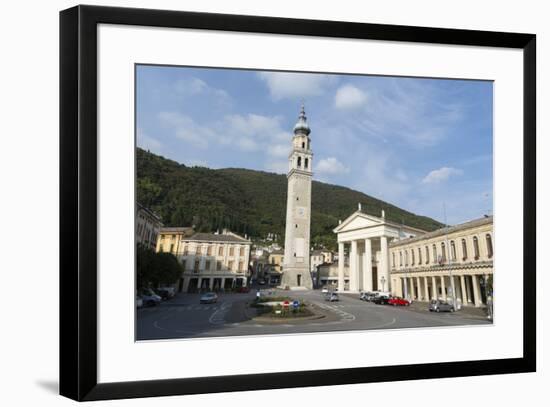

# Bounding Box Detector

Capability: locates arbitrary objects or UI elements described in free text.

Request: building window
[181,260,186,270]
[418,247,422,265]
[297,156,302,167]
[441,242,446,263]
[405,251,408,266]
[229,246,234,256]
[238,261,244,271]
[228,260,234,270]
[305,158,309,169]
[450,241,457,261]
[196,246,202,255]
[399,252,403,266]
[411,249,415,265]
[183,245,188,255]
[207,245,213,256]
[392,253,395,268]
[425,246,429,264]
[194,260,200,273]
[159,244,164,252]
[462,239,468,260]
[473,236,480,260]
[216,261,222,271]
[170,243,174,253]
[205,260,211,270]
[218,246,224,256]
[302,141,305,148]
[432,244,437,264]
[240,246,245,256]
[486,234,493,258]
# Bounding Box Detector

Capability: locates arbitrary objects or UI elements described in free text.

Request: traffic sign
[292,300,300,308]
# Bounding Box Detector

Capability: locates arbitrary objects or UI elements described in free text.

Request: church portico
[334,206,424,293]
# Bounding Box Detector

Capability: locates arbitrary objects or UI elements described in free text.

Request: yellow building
[157,228,252,292]
[389,216,493,307]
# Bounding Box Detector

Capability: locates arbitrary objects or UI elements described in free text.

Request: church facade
[281,105,314,289]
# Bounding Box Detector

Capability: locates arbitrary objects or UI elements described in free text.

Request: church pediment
[333,211,383,233]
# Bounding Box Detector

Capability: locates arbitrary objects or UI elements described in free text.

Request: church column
[363,238,373,292]
[416,277,422,300]
[409,278,415,300]
[423,276,429,301]
[350,240,358,292]
[460,275,468,305]
[380,236,390,292]
[472,274,482,307]
[431,276,438,300]
[440,276,446,300]
[338,242,345,291]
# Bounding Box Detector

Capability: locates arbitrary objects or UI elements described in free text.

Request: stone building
[333,205,425,293]
[156,228,252,292]
[266,249,284,285]
[318,260,349,288]
[282,104,314,290]
[136,202,163,250]
[389,216,493,307]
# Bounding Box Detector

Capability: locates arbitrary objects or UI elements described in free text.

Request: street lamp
[380,276,386,292]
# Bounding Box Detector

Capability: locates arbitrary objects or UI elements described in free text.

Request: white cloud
[422,167,463,184]
[334,84,367,109]
[257,71,336,100]
[315,157,350,175]
[264,160,289,174]
[157,111,292,154]
[136,128,162,152]
[174,77,231,106]
[157,112,214,149]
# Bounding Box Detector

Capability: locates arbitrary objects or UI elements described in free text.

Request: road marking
[209,302,232,325]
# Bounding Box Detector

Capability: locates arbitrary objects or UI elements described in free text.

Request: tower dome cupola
[293,103,311,136]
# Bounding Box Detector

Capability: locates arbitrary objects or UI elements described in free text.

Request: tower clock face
[297,207,306,218]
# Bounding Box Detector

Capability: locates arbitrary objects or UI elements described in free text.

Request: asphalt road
[136,288,491,340]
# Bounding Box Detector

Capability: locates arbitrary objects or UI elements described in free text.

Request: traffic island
[246,297,327,324]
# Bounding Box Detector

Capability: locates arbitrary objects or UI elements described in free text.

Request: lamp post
[380,276,386,292]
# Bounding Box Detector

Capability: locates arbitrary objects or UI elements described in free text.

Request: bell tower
[281,104,314,290]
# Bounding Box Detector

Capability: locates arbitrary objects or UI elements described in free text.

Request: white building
[136,202,163,250]
[333,205,425,293]
[281,104,314,289]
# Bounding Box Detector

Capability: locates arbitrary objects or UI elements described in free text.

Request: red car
[388,297,410,306]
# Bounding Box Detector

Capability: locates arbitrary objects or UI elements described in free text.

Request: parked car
[258,279,266,285]
[140,288,162,307]
[156,286,176,299]
[200,292,218,304]
[237,286,250,293]
[373,295,390,305]
[326,292,339,302]
[429,300,455,312]
[388,297,410,306]
[136,295,143,308]
[321,287,329,294]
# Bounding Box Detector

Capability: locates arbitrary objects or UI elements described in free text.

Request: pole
[443,203,458,310]
[400,219,409,300]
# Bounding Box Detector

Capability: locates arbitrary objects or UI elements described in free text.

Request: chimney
[381,209,385,219]
[358,202,362,211]
[338,219,342,225]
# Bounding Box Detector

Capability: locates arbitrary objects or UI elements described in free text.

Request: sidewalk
[407,300,490,320]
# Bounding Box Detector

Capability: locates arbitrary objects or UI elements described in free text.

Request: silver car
[429,300,455,312]
[200,292,218,304]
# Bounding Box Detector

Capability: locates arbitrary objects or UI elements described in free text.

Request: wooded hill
[137,148,443,250]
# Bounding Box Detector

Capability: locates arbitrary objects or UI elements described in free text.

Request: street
[137,288,491,340]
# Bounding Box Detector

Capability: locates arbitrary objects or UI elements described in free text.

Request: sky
[136,65,493,225]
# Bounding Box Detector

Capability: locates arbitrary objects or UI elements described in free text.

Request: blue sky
[136,65,493,225]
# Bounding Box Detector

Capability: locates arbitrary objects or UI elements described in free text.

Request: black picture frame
[60,4,536,401]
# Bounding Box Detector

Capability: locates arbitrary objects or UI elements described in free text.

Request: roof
[333,209,428,235]
[390,216,493,247]
[184,232,251,244]
[160,227,194,236]
[137,202,163,223]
